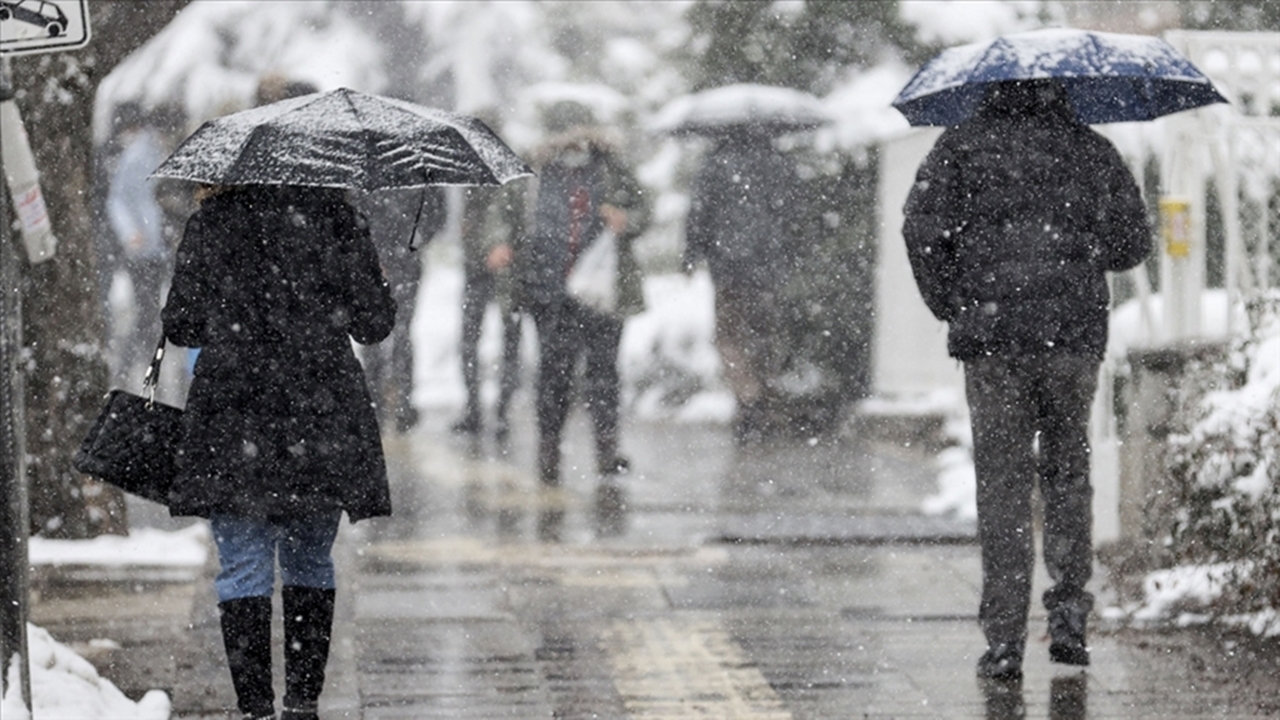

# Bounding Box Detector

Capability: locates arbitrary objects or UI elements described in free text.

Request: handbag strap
[140,335,166,406]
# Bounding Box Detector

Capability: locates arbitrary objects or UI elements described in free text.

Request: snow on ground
[17,277,1274,720]
[3,626,172,720]
[27,524,208,568]
[5,528,209,719]
[1101,562,1280,637]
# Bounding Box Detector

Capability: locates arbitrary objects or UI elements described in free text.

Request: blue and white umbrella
[892,28,1229,126]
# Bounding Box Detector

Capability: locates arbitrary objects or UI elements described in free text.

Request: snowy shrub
[1162,290,1280,615]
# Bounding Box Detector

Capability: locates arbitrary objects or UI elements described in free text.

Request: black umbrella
[151,88,532,190]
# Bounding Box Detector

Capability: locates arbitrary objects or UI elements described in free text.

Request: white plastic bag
[566,230,618,314]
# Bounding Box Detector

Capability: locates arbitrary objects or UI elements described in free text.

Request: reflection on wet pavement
[307,408,1280,719]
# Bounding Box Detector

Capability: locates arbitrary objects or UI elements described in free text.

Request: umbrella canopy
[651,83,830,136]
[892,28,1229,126]
[152,88,532,190]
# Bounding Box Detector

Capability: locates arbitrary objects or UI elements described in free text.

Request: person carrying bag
[162,183,396,720]
[74,334,183,505]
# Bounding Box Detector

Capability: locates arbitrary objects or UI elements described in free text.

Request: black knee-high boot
[218,596,275,720]
[281,586,335,720]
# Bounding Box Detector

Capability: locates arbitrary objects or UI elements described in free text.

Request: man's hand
[599,203,627,234]
[486,243,513,272]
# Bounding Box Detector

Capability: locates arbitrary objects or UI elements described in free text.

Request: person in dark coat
[517,101,650,486]
[902,79,1151,680]
[682,128,803,444]
[357,186,447,434]
[453,178,528,440]
[163,184,396,720]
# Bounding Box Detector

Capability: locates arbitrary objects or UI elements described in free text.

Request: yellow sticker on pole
[1160,197,1192,259]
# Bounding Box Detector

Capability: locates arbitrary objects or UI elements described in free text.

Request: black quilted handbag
[73,336,184,505]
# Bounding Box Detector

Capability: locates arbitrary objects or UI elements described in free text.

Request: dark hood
[975,79,1077,124]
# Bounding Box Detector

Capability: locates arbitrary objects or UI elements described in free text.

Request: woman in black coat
[163,184,395,720]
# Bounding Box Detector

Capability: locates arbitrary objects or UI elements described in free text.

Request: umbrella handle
[141,335,167,407]
[408,186,426,250]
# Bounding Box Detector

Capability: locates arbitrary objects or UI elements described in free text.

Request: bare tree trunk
[8,1,189,538]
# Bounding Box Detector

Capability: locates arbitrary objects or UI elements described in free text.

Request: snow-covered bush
[1162,290,1280,615]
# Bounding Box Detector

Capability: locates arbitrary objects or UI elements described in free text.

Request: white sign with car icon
[0,0,88,56]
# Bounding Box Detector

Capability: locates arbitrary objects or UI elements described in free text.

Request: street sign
[0,0,88,56]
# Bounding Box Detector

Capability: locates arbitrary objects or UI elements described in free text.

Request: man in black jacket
[902,79,1151,680]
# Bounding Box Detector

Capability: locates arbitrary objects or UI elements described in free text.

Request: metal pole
[0,54,32,713]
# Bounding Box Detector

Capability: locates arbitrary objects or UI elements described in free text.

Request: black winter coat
[902,83,1151,361]
[683,137,802,289]
[162,186,396,521]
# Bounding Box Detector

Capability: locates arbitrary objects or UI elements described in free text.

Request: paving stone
[31,408,1280,719]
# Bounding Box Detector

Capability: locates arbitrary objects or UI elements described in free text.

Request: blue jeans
[210,512,342,602]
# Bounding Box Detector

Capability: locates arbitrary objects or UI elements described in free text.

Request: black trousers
[458,264,522,423]
[528,298,623,484]
[964,353,1098,652]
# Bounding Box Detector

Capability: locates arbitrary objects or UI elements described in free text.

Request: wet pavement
[29,403,1280,718]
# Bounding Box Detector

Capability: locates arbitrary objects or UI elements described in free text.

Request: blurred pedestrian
[103,101,177,388]
[359,186,447,433]
[163,184,396,720]
[902,79,1151,680]
[255,72,320,106]
[453,141,529,441]
[518,101,650,486]
[94,102,150,309]
[682,128,803,444]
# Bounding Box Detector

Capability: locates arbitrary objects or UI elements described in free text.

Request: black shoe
[733,403,767,446]
[538,444,561,487]
[1049,638,1090,666]
[976,643,1023,680]
[450,412,481,435]
[395,406,420,434]
[598,455,630,476]
[1048,607,1090,666]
